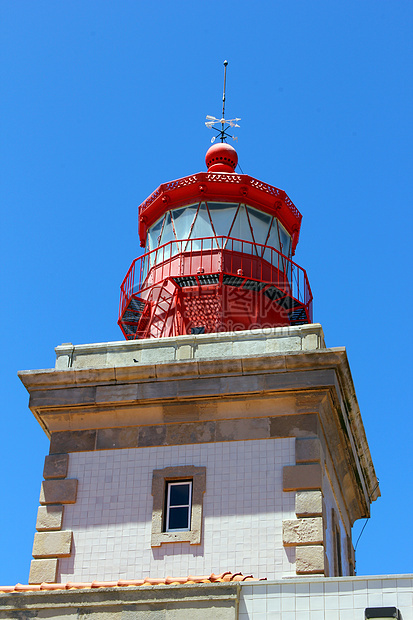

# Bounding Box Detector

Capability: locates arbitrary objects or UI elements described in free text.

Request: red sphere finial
[205,142,238,173]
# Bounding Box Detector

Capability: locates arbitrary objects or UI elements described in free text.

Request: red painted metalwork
[118,236,312,340]
[119,145,313,340]
[138,172,302,253]
[205,143,238,172]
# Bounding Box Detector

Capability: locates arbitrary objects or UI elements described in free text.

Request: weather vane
[205,60,241,144]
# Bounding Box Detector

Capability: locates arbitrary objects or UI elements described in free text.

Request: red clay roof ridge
[0,572,266,593]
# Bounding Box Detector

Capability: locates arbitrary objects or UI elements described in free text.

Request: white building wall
[239,575,413,620]
[58,438,296,582]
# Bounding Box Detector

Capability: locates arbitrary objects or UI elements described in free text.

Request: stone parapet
[54,324,326,370]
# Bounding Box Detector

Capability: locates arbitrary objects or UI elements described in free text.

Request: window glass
[166,481,192,532]
[140,254,149,288]
[169,483,190,506]
[158,212,176,261]
[263,218,281,264]
[168,507,190,530]
[171,205,198,240]
[187,203,215,250]
[208,202,239,246]
[147,215,164,267]
[278,221,292,258]
[148,215,164,252]
[230,204,255,254]
[246,206,272,253]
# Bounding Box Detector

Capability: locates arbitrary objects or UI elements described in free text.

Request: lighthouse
[10,72,393,617]
[118,141,312,340]
[16,131,380,589]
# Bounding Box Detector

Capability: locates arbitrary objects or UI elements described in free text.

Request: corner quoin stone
[295,437,323,463]
[39,479,78,505]
[282,517,323,546]
[43,453,69,479]
[32,530,73,558]
[296,545,325,574]
[36,505,64,531]
[28,558,58,584]
[283,463,322,492]
[295,491,323,517]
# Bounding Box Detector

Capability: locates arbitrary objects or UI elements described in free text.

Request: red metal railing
[119,237,313,322]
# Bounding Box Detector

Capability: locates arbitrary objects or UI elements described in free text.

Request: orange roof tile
[0,572,265,594]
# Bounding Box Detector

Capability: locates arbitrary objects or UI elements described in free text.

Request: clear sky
[0,1,412,585]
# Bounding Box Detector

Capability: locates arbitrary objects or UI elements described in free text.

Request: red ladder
[142,278,179,339]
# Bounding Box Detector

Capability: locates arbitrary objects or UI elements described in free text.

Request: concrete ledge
[40,479,78,504]
[282,517,323,546]
[43,454,69,479]
[28,558,58,584]
[295,491,323,517]
[0,583,239,618]
[32,531,72,558]
[283,463,322,491]
[295,545,325,574]
[36,505,64,531]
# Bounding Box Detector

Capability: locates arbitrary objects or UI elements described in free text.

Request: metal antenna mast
[221,60,228,142]
[205,60,240,144]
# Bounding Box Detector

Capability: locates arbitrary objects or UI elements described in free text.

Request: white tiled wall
[239,575,413,620]
[58,438,296,582]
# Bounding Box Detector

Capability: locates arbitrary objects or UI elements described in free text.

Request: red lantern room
[118,141,313,339]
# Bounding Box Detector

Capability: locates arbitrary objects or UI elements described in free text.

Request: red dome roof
[205,143,238,172]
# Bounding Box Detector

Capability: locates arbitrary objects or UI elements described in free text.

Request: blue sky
[0,1,412,584]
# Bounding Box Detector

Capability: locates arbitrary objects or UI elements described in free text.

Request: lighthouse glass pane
[246,206,272,254]
[230,205,255,254]
[264,218,282,263]
[158,212,176,260]
[208,202,238,246]
[279,221,292,259]
[140,254,149,288]
[148,216,164,267]
[148,216,164,251]
[187,202,214,250]
[171,205,198,241]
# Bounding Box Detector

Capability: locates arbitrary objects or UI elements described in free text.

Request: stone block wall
[29,454,78,584]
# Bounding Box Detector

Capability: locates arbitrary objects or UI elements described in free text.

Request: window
[151,466,206,547]
[165,480,192,531]
[365,608,401,619]
[332,509,343,576]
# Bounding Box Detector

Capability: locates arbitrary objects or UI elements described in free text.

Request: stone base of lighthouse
[18,324,379,585]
